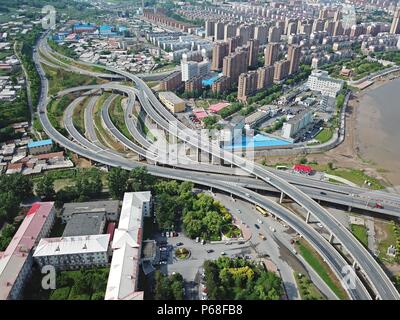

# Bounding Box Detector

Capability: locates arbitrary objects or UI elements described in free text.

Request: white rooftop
[33,234,110,257]
[104,242,143,300]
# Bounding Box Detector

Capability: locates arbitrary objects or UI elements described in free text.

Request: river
[356,78,400,186]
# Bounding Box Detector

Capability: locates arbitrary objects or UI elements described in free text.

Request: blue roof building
[28,139,53,149]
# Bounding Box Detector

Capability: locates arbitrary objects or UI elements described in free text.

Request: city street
[155,191,338,300]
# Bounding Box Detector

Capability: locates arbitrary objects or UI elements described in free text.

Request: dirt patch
[71,154,92,168]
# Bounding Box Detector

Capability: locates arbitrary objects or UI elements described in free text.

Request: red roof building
[209,102,230,113]
[106,222,116,242]
[0,202,56,300]
[193,109,208,121]
[293,164,313,174]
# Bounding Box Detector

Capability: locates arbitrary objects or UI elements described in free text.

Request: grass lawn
[72,97,89,135]
[377,221,398,263]
[350,224,368,247]
[293,272,325,300]
[327,169,385,190]
[93,94,126,152]
[296,239,348,300]
[109,95,133,140]
[315,128,333,144]
[146,81,160,88]
[311,163,385,190]
[43,64,106,96]
[195,99,209,109]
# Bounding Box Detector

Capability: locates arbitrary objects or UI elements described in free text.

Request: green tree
[0,192,20,222]
[130,167,155,192]
[36,175,55,200]
[107,167,130,199]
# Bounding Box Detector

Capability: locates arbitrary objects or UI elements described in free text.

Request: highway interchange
[33,31,400,300]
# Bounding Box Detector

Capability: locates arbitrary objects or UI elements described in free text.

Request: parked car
[254,224,260,229]
[220,251,226,256]
[206,249,214,254]
[176,242,184,246]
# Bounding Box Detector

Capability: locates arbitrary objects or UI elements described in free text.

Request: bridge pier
[348,206,352,212]
[329,232,334,244]
[306,211,311,223]
[279,192,285,204]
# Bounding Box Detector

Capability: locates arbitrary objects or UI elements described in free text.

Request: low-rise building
[282,109,313,139]
[104,192,152,300]
[62,212,107,237]
[306,70,344,97]
[27,139,53,155]
[61,200,120,223]
[33,234,110,270]
[158,91,186,113]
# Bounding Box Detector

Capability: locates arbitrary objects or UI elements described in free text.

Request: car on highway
[320,191,327,195]
[220,251,226,256]
[206,249,214,254]
[375,203,384,209]
[176,242,184,246]
[254,224,260,229]
[258,233,266,240]
[257,219,263,224]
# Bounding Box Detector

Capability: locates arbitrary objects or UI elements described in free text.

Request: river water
[356,78,400,186]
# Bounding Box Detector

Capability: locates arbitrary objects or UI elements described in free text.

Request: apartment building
[0,202,56,300]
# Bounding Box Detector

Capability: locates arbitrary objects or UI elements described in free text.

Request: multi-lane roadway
[34,34,400,300]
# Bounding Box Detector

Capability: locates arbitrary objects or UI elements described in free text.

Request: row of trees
[153,271,184,300]
[203,257,283,300]
[35,167,157,207]
[36,168,103,207]
[50,268,109,300]
[218,102,244,119]
[0,174,33,228]
[17,25,42,110]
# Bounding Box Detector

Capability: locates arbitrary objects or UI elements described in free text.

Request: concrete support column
[280,192,285,204]
[306,211,311,223]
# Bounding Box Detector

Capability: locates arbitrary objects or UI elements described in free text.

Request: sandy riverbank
[355,76,400,188]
